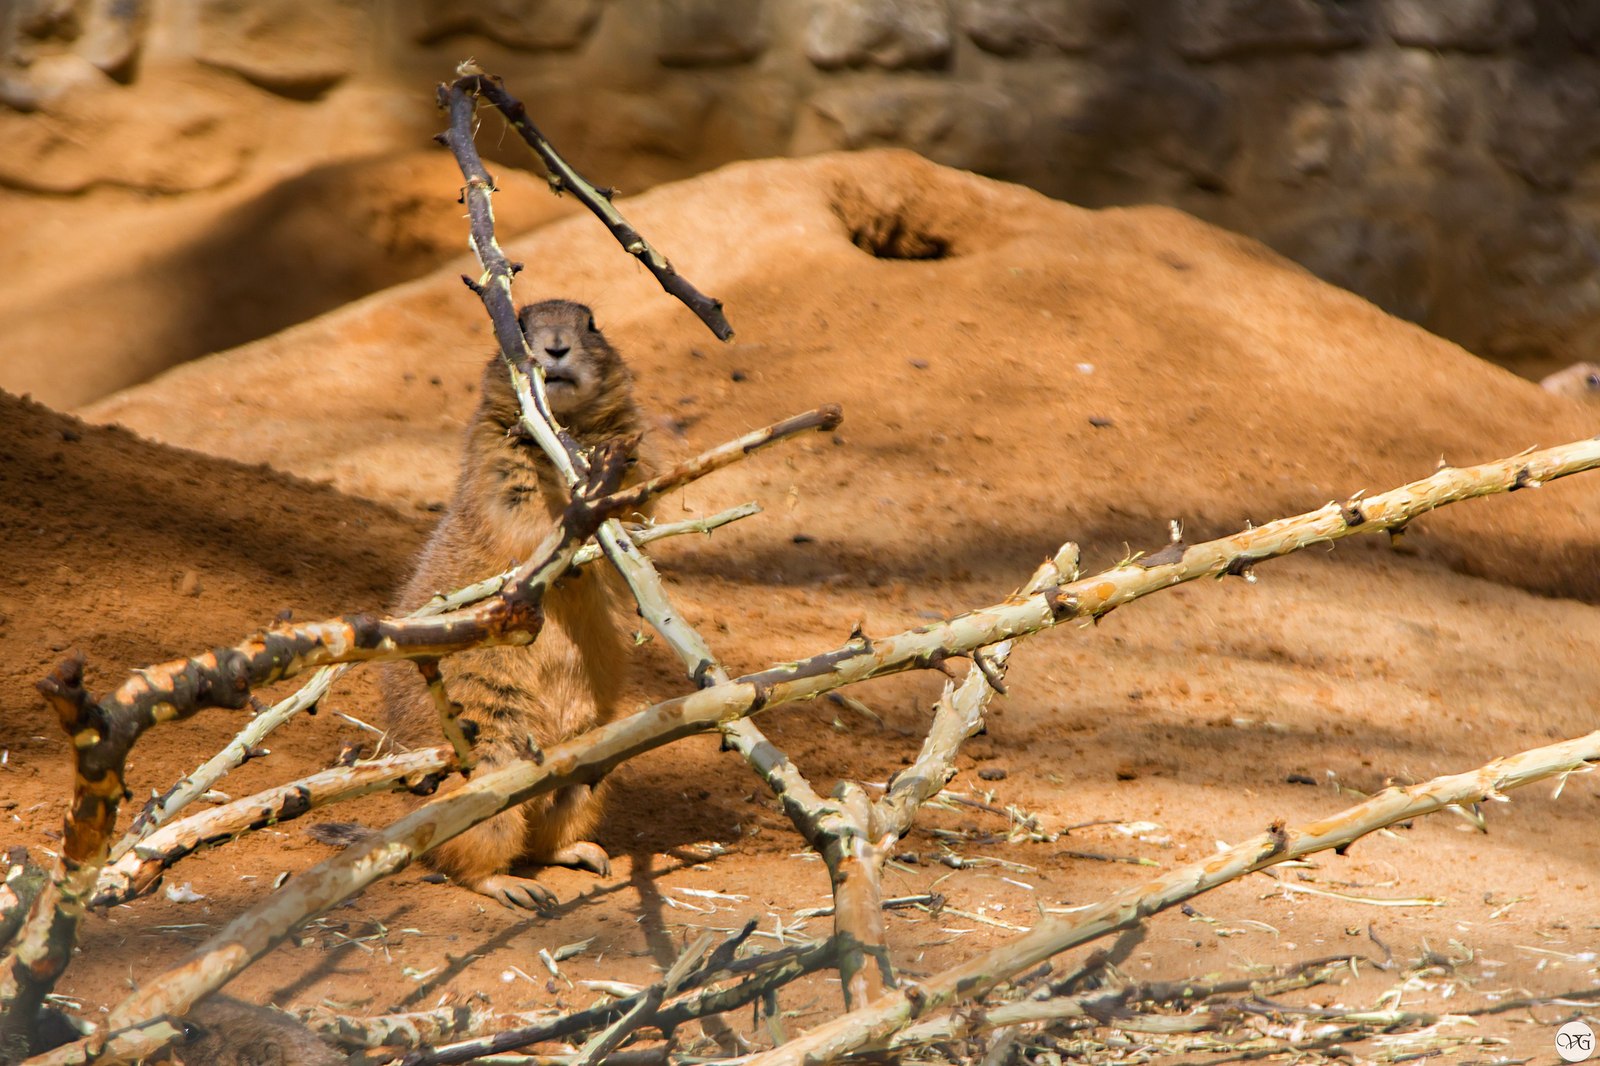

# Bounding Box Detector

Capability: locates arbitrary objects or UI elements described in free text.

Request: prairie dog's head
[517,299,626,422]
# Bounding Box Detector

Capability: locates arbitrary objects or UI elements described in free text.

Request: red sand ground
[4,151,1600,1061]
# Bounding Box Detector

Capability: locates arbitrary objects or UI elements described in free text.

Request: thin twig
[396,925,827,1066]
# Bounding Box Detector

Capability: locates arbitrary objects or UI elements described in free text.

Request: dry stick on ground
[444,69,733,342]
[31,437,1589,1065]
[394,929,838,1066]
[742,730,1600,1066]
[301,1004,559,1052]
[871,955,1363,1053]
[112,504,758,861]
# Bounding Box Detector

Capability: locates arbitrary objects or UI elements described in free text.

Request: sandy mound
[86,149,1600,601]
[4,151,1596,1055]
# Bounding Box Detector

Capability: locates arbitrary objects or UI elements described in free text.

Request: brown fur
[381,299,646,908]
[168,996,344,1065]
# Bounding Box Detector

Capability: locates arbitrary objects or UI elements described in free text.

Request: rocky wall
[5,0,1600,379]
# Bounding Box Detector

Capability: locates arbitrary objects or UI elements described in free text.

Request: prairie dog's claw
[550,841,611,877]
[480,873,556,910]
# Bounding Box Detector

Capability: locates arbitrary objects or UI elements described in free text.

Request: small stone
[909,358,929,369]
[1286,773,1317,785]
[1173,0,1368,61]
[1115,764,1139,781]
[1088,415,1113,428]
[806,0,951,70]
[977,767,1007,781]
[178,570,203,598]
[658,0,769,66]
[413,0,602,50]
[730,369,748,382]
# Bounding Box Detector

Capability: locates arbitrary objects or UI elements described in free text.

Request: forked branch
[442,69,733,341]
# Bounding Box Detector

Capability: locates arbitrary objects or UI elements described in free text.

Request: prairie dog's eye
[587,316,597,332]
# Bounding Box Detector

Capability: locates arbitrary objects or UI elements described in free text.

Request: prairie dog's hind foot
[545,840,611,877]
[476,873,558,911]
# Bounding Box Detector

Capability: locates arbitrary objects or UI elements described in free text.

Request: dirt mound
[0,149,571,409]
[5,151,1597,1056]
[85,149,1600,602]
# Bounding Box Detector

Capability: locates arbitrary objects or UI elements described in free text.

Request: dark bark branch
[441,70,733,341]
[396,927,830,1066]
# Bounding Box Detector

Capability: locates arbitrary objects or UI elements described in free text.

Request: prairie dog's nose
[527,323,572,360]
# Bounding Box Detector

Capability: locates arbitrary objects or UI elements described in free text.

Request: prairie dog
[383,299,645,909]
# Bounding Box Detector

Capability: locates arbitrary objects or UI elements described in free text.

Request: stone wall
[6,0,1600,379]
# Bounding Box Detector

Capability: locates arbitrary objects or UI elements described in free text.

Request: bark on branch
[90,749,455,909]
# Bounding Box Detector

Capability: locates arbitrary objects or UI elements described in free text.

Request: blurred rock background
[5,0,1599,405]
